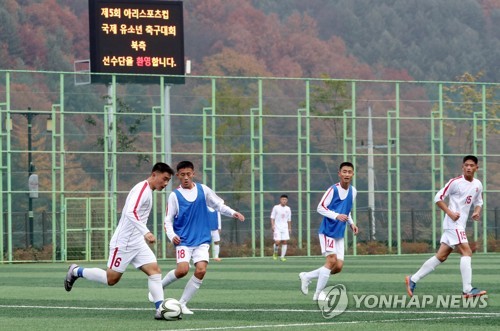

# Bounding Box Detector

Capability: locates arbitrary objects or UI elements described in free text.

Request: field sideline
[0,254,499,330]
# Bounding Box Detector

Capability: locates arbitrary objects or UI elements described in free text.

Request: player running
[406,155,487,298]
[299,162,359,300]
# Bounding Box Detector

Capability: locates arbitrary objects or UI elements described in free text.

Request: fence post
[42,210,46,247]
[495,207,498,240]
[368,208,373,241]
[411,208,415,243]
[25,212,29,248]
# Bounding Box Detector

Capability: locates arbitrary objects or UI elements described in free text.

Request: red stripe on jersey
[163,205,169,233]
[455,229,462,244]
[440,175,463,200]
[133,182,149,221]
[321,186,335,210]
[109,247,119,269]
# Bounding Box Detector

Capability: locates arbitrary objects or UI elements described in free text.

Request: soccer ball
[160,298,182,320]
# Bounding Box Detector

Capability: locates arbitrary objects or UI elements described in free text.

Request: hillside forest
[1,0,500,246]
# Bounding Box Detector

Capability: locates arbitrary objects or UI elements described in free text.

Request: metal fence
[1,69,500,262]
[3,206,500,262]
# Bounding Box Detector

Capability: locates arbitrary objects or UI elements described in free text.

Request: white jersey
[270,204,291,230]
[110,180,153,250]
[434,175,483,230]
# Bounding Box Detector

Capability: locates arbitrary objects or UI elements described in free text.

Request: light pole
[21,107,51,247]
[22,108,37,247]
[358,106,394,240]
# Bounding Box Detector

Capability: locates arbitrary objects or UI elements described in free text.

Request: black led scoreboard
[89,0,184,84]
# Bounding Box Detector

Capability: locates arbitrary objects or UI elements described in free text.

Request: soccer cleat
[180,303,194,315]
[213,257,222,262]
[299,272,310,295]
[148,292,154,303]
[280,257,287,262]
[405,275,416,297]
[313,291,328,301]
[273,253,278,260]
[154,309,164,320]
[463,288,487,298]
[64,264,79,292]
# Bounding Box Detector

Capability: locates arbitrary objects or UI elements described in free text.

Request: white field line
[162,315,500,331]
[1,304,499,331]
[1,305,499,316]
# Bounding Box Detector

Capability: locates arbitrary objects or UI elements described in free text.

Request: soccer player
[299,162,359,300]
[64,162,174,320]
[270,194,292,261]
[208,206,222,261]
[406,155,486,298]
[157,161,245,315]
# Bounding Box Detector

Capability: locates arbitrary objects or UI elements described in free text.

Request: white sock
[76,267,108,285]
[412,256,442,282]
[460,256,472,293]
[273,244,278,254]
[304,267,322,281]
[314,266,331,296]
[281,245,287,258]
[161,269,178,288]
[148,274,164,306]
[179,275,203,305]
[213,244,220,259]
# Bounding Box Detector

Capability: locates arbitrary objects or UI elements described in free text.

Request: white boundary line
[1,305,499,331]
[162,315,498,331]
[1,305,500,316]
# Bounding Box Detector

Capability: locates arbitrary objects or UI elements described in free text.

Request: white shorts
[319,234,345,261]
[211,230,221,242]
[175,243,210,264]
[107,244,157,273]
[440,228,468,249]
[273,229,290,241]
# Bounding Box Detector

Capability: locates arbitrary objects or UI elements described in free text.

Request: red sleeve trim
[133,182,149,221]
[321,186,334,210]
[440,176,462,200]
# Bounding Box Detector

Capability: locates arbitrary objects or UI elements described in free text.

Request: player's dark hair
[463,155,478,165]
[176,160,194,172]
[339,161,354,171]
[280,194,288,199]
[152,162,174,175]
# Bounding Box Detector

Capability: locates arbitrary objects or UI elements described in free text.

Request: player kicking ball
[64,162,174,320]
[406,155,487,298]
